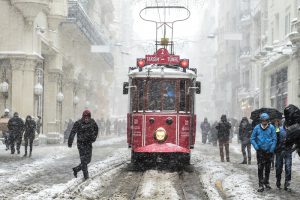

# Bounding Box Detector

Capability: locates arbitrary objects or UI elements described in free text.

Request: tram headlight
[154,127,167,142]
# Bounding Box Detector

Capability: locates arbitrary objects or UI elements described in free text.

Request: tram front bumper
[134,143,190,153]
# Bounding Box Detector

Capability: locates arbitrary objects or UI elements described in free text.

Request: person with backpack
[68,110,99,180]
[238,117,252,164]
[251,113,277,192]
[216,115,232,162]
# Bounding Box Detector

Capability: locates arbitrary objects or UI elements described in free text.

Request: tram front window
[148,80,161,111]
[162,81,176,111]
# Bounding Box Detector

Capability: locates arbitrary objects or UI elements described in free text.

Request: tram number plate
[145,55,180,65]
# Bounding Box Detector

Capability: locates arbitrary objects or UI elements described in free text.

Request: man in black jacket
[68,110,98,180]
[8,112,24,154]
[216,115,232,162]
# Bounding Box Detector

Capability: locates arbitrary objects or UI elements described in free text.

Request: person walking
[275,123,292,191]
[68,110,98,180]
[238,117,252,164]
[200,118,211,144]
[216,115,231,162]
[7,112,24,154]
[106,119,111,135]
[1,109,11,150]
[251,113,277,192]
[23,115,36,157]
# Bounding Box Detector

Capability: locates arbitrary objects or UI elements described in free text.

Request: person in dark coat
[275,125,292,191]
[200,118,211,144]
[68,110,99,180]
[216,115,231,162]
[251,113,277,192]
[211,121,218,146]
[238,117,252,164]
[23,115,36,157]
[106,119,111,135]
[8,112,24,154]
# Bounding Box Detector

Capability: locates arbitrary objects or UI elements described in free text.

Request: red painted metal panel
[135,143,190,153]
[178,115,190,148]
[127,113,131,145]
[145,115,177,145]
[132,115,143,149]
[192,115,197,145]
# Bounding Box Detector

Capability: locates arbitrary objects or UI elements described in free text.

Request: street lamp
[34,83,43,96]
[0,81,9,108]
[56,92,64,103]
[73,96,79,105]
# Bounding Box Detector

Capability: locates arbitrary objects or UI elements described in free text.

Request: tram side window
[148,80,161,111]
[179,80,186,112]
[162,81,176,111]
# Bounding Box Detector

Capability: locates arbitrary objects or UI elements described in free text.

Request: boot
[226,158,230,162]
[83,171,89,180]
[248,158,251,165]
[257,185,264,192]
[240,159,247,164]
[72,168,78,178]
[276,180,281,189]
[17,150,20,154]
[284,181,291,192]
[23,151,27,157]
[29,152,32,157]
[264,183,271,190]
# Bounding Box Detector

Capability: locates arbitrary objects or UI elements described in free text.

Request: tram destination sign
[145,48,180,65]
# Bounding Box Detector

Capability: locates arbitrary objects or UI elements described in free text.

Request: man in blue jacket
[251,113,277,192]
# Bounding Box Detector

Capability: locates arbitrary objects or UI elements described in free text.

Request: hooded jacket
[250,124,277,153]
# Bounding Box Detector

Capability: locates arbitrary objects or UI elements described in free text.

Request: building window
[269,68,288,111]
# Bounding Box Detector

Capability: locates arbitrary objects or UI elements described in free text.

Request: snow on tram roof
[128,65,197,79]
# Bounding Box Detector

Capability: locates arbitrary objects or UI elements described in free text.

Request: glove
[68,143,72,148]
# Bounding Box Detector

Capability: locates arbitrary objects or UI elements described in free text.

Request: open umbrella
[250,108,283,127]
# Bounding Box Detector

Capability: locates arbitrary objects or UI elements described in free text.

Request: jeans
[241,143,251,161]
[275,150,292,186]
[256,150,272,186]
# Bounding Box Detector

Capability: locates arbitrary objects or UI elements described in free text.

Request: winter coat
[250,124,277,153]
[275,127,292,153]
[68,118,99,146]
[210,122,218,141]
[201,122,211,133]
[8,116,24,136]
[216,121,231,141]
[239,120,252,145]
[24,119,36,139]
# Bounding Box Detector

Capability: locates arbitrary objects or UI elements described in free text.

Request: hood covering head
[26,115,32,121]
[204,118,208,122]
[82,110,91,118]
[13,112,19,117]
[284,104,300,126]
[242,117,249,123]
[221,115,227,122]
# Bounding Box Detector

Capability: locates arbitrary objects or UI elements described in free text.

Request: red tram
[122,6,201,165]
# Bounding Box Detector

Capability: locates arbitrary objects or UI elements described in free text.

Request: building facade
[0,0,115,136]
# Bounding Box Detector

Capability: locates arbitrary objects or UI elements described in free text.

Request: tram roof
[128,65,197,79]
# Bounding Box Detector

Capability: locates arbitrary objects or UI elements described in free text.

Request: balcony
[67,0,105,45]
[11,0,50,22]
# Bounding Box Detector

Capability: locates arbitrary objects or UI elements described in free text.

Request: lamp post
[0,81,9,108]
[57,92,64,134]
[73,95,79,119]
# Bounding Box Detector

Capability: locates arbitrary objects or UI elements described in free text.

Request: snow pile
[15,148,129,200]
[137,170,180,200]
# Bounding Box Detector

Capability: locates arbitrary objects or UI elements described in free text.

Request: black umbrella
[250,108,283,126]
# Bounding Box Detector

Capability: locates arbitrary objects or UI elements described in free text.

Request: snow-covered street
[1,134,300,199]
